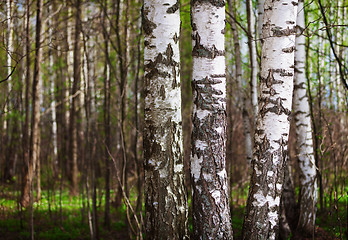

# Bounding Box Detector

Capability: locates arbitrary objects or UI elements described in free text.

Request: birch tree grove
[191,0,233,238]
[242,0,298,239]
[143,0,188,238]
[1,0,347,239]
[293,0,317,235]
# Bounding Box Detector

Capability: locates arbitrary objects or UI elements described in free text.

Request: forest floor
[0,185,346,239]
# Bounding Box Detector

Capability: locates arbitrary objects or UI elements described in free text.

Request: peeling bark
[293,0,317,236]
[242,0,298,239]
[191,0,233,239]
[143,0,188,238]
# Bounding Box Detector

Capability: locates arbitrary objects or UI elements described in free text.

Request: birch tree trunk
[257,0,265,40]
[5,0,13,125]
[246,0,259,122]
[242,0,298,239]
[143,0,188,238]
[49,2,58,176]
[293,0,317,236]
[21,0,44,208]
[191,0,233,238]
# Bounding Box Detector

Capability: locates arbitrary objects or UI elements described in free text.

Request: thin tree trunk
[21,0,31,208]
[49,2,58,175]
[3,0,14,183]
[257,0,265,40]
[293,0,317,236]
[69,0,81,196]
[242,0,298,239]
[102,0,111,227]
[143,0,188,238]
[21,0,43,208]
[190,0,233,238]
[246,0,259,123]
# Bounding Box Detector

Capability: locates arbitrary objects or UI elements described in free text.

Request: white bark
[191,0,233,238]
[247,0,259,122]
[143,0,188,238]
[243,0,298,239]
[5,0,13,131]
[7,0,13,91]
[293,0,317,235]
[66,5,73,121]
[257,0,265,39]
[49,4,58,160]
[335,0,345,112]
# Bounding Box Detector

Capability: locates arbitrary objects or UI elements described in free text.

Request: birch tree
[258,0,265,40]
[143,0,188,238]
[293,0,317,235]
[21,0,44,207]
[246,0,259,122]
[191,0,233,238]
[242,0,298,239]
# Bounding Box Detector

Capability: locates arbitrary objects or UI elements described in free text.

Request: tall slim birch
[293,0,317,235]
[242,0,298,239]
[21,0,44,207]
[4,0,13,132]
[143,0,188,238]
[246,0,259,122]
[191,0,233,238]
[257,0,265,39]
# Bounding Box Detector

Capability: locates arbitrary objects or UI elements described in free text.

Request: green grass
[1,185,347,239]
[0,188,128,240]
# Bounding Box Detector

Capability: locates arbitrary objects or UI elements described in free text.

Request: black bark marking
[294,82,306,90]
[266,69,275,88]
[260,97,291,117]
[271,26,296,37]
[144,44,178,81]
[160,85,166,99]
[192,33,224,59]
[282,46,295,53]
[173,32,179,44]
[166,0,179,13]
[191,0,225,8]
[193,77,225,112]
[142,8,157,36]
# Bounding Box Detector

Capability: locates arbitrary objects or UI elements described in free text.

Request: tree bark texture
[143,0,188,238]
[242,0,298,239]
[293,0,317,235]
[191,0,233,238]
